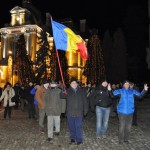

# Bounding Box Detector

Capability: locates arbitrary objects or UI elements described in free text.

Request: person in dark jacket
[84,82,93,111]
[19,85,26,111]
[90,80,113,139]
[13,83,21,109]
[44,80,62,142]
[60,77,88,145]
[129,82,141,126]
[25,82,35,119]
[30,84,40,120]
[108,80,148,144]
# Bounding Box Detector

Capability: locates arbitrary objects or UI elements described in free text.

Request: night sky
[0,0,148,35]
[0,0,150,82]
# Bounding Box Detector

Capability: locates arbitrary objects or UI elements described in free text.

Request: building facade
[0,6,87,87]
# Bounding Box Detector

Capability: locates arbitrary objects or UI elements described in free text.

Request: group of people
[34,78,88,145]
[89,79,148,145]
[0,78,148,145]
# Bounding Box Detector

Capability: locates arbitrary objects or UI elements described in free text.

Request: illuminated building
[0,6,87,87]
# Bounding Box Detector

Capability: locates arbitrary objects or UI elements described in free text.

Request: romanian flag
[51,20,88,60]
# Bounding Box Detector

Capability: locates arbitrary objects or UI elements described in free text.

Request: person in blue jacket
[108,80,148,144]
[30,84,40,120]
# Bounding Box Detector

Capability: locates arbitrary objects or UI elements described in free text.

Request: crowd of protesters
[0,78,148,145]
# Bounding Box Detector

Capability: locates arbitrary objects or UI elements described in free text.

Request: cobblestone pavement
[0,97,150,150]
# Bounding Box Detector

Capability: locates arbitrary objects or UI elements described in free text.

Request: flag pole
[50,16,66,91]
[55,49,66,87]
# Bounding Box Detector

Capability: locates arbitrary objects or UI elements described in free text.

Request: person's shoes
[54,132,60,136]
[132,122,138,126]
[47,138,53,142]
[39,128,45,133]
[96,135,106,139]
[77,142,83,145]
[96,136,102,139]
[119,141,123,145]
[53,127,56,132]
[70,139,76,145]
[102,135,107,139]
[124,140,129,144]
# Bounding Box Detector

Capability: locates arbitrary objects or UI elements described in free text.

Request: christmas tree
[34,30,51,82]
[15,34,34,85]
[83,29,105,84]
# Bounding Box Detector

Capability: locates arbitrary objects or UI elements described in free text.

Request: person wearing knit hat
[70,77,77,83]
[50,80,57,88]
[42,80,49,87]
[60,77,88,145]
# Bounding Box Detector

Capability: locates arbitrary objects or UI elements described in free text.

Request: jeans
[96,106,111,137]
[47,116,60,138]
[118,113,133,142]
[67,116,83,143]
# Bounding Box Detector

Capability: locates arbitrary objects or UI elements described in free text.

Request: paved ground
[0,97,150,150]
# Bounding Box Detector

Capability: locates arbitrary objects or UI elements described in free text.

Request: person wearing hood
[90,79,113,139]
[60,77,88,145]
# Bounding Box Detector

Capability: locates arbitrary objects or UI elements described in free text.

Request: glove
[62,86,66,93]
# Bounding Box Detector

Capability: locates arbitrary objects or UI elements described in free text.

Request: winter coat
[0,88,15,107]
[30,87,38,105]
[44,88,62,116]
[90,86,113,110]
[35,86,47,110]
[60,86,88,117]
[19,88,26,99]
[111,87,147,115]
[25,85,34,104]
[58,87,66,113]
